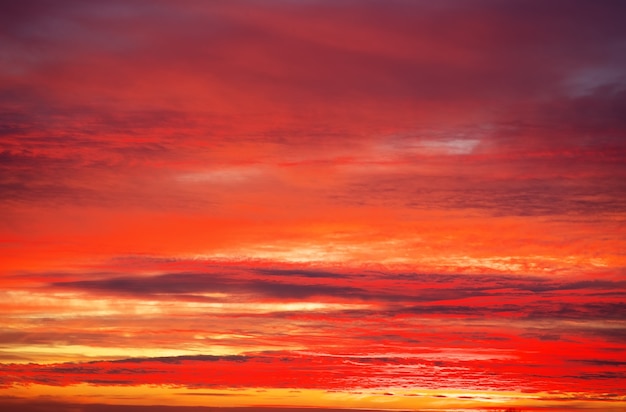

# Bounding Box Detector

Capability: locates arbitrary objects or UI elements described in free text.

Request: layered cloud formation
[1,0,625,411]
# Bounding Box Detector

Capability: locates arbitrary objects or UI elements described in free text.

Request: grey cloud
[255,268,349,279]
[525,302,626,321]
[52,272,364,300]
[108,354,249,365]
[397,304,519,316]
[339,174,626,217]
[3,0,626,108]
[571,359,626,367]
[48,269,626,317]
[566,371,626,381]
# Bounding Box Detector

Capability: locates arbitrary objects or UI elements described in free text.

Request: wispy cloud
[1,0,625,410]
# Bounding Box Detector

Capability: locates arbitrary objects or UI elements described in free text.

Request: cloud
[524,302,626,321]
[1,1,625,407]
[1,0,624,256]
[2,349,626,397]
[571,359,626,367]
[40,267,626,334]
[51,272,365,300]
[109,354,249,364]
[254,268,350,279]
[3,0,625,122]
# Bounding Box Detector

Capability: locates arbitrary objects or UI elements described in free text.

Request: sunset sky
[1,1,625,411]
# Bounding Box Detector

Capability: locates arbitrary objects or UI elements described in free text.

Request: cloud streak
[1,0,625,410]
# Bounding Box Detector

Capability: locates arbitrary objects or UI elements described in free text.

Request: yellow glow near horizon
[3,384,625,411]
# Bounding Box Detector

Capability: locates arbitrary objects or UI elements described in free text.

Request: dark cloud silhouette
[108,354,249,364]
[52,272,364,300]
[48,269,626,323]
[525,302,626,321]
[255,268,350,279]
[571,359,626,367]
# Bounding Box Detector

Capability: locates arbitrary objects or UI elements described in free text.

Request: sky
[1,0,625,411]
